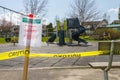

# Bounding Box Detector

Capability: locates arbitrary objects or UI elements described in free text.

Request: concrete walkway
[0,68,120,80]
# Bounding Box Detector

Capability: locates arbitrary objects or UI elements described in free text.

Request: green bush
[0,38,6,44]
[93,28,120,40]
[42,37,49,42]
[11,37,18,43]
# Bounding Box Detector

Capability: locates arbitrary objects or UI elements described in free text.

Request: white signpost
[19,14,42,80]
[19,16,42,47]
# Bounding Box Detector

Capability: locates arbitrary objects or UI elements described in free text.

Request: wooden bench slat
[89,62,120,69]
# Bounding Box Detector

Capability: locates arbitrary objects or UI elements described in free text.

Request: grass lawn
[42,37,69,42]
[0,37,16,44]
[0,38,6,44]
[0,36,94,44]
[1,36,117,44]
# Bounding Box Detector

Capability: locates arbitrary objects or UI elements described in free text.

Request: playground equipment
[47,18,88,46]
[66,18,88,45]
[47,33,56,43]
[47,20,67,46]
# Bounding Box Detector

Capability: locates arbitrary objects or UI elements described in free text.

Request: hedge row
[92,28,120,40]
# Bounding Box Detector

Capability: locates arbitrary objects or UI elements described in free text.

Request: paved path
[0,68,120,80]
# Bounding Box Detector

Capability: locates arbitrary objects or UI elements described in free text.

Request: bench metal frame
[89,40,120,80]
[103,40,114,80]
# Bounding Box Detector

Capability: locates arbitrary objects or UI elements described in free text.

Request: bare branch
[23,0,48,16]
[69,0,101,23]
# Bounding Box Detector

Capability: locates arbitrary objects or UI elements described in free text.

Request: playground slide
[72,26,88,44]
[47,33,56,43]
[47,31,65,46]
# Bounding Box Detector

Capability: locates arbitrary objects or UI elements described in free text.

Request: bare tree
[23,0,48,16]
[0,18,14,37]
[70,0,101,24]
[102,13,110,23]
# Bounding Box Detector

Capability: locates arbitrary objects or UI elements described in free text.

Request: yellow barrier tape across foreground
[0,50,108,60]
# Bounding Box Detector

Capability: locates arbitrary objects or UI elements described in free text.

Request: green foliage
[93,28,120,40]
[46,23,54,36]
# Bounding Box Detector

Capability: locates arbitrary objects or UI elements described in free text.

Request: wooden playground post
[22,14,34,80]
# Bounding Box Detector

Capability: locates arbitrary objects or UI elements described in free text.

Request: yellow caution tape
[0,50,109,60]
[0,50,29,60]
[31,51,106,57]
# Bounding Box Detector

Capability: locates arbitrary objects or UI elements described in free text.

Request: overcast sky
[0,0,120,25]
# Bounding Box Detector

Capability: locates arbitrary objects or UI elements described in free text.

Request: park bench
[88,40,120,80]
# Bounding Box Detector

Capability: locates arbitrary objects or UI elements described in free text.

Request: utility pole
[118,6,120,20]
